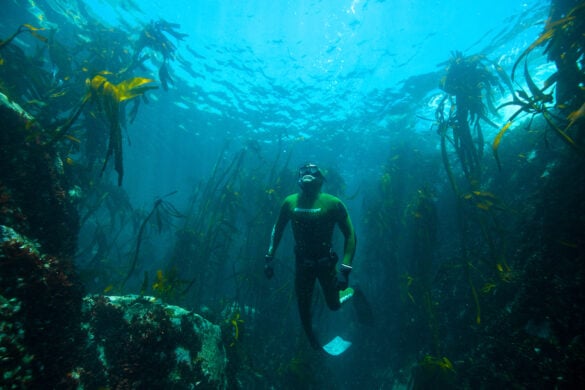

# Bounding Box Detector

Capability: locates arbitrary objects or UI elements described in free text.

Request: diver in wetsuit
[264,163,357,350]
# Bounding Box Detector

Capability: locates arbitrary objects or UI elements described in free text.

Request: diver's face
[298,164,323,194]
[298,174,323,193]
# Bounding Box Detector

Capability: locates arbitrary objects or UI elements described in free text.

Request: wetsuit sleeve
[337,201,356,267]
[267,199,290,257]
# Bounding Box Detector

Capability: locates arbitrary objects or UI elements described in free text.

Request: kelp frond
[115,77,158,102]
[565,102,585,131]
[86,73,156,104]
[492,121,513,171]
[511,2,585,80]
[85,72,157,185]
[492,52,584,169]
[0,24,47,50]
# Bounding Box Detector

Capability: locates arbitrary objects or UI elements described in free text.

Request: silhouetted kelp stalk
[433,4,585,337]
[133,145,249,307]
[216,150,299,332]
[121,191,182,289]
[132,20,188,91]
[178,149,247,300]
[0,24,47,51]
[435,96,460,195]
[437,51,511,190]
[434,51,516,327]
[408,187,441,351]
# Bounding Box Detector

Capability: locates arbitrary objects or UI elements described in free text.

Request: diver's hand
[264,255,274,279]
[336,264,352,290]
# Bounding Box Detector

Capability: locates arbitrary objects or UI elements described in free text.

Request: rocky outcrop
[0,92,79,260]
[1,225,229,389]
[1,225,83,388]
[78,294,228,389]
[1,94,229,389]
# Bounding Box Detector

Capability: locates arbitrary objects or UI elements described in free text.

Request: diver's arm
[267,200,290,257]
[337,202,357,267]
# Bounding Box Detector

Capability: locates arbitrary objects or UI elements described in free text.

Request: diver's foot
[339,286,355,304]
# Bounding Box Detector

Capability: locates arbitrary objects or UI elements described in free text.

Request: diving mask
[298,163,324,191]
[298,163,322,180]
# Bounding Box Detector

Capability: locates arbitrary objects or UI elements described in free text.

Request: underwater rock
[1,91,229,388]
[78,294,229,389]
[0,92,79,258]
[1,224,229,389]
[0,225,83,389]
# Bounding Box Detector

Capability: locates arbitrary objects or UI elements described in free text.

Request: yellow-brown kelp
[494,2,585,167]
[511,2,585,91]
[0,24,46,51]
[409,355,456,389]
[493,58,583,170]
[84,72,157,186]
[151,268,186,301]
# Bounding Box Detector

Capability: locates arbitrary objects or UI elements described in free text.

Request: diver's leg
[295,264,319,348]
[319,260,341,311]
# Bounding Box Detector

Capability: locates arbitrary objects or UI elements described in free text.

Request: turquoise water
[2,0,547,204]
[6,1,582,388]
[68,0,547,204]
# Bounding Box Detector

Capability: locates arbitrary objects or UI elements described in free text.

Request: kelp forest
[1,0,584,388]
[361,1,585,387]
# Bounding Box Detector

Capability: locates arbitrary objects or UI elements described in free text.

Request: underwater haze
[2,0,585,388]
[7,0,548,205]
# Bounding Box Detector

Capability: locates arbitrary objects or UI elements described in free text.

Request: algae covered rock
[78,294,228,389]
[1,224,229,389]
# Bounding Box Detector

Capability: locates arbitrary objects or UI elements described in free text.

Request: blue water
[2,0,566,388]
[4,0,546,207]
